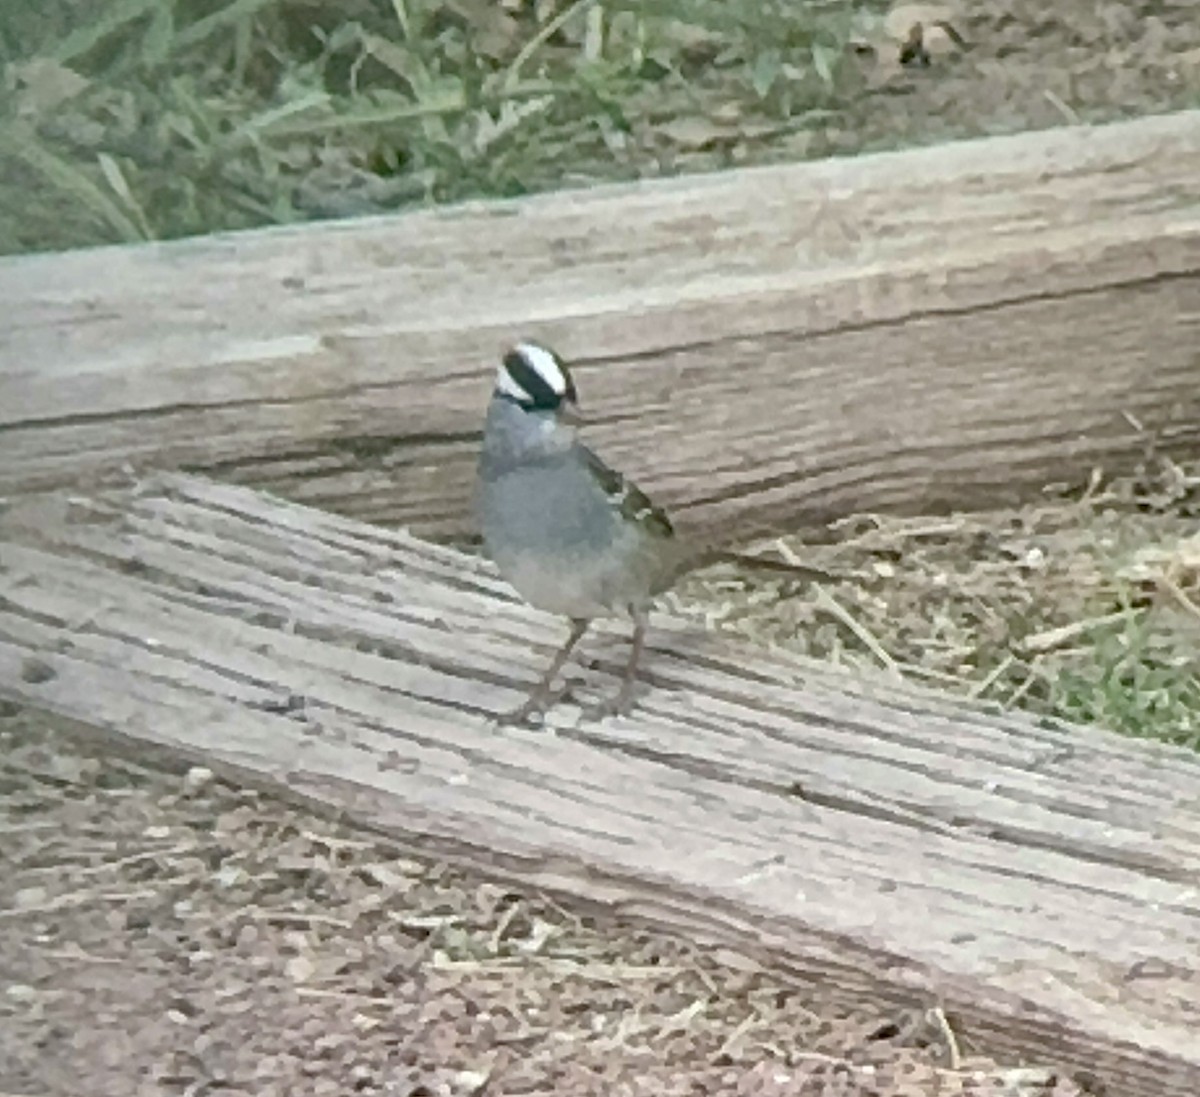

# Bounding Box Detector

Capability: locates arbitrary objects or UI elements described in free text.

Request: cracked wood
[2,112,1200,541]
[1,474,1198,1095]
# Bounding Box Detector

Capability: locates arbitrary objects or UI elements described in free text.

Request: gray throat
[478,396,576,478]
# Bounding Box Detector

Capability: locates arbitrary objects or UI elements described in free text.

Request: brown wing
[583,447,674,541]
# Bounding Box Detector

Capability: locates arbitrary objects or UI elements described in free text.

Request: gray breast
[476,397,666,619]
[480,457,634,617]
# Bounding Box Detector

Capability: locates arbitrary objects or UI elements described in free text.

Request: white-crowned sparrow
[476,341,681,723]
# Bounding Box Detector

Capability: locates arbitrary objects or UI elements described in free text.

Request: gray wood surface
[1,474,1198,1094]
[3,111,1200,542]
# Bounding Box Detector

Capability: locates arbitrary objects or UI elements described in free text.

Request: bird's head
[494,342,582,425]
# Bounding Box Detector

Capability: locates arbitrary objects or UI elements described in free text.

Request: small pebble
[14,885,48,908]
[20,656,56,684]
[184,765,215,792]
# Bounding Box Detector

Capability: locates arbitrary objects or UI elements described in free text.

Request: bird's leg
[502,618,589,725]
[615,617,646,714]
[589,616,647,720]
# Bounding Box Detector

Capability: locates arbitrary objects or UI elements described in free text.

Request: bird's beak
[558,398,585,426]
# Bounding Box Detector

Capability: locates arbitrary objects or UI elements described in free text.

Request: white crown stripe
[494,363,531,402]
[513,342,568,396]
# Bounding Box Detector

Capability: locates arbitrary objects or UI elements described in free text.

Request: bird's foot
[495,681,577,727]
[496,694,552,727]
[584,681,639,722]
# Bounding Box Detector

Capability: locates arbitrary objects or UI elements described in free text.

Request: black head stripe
[503,348,570,410]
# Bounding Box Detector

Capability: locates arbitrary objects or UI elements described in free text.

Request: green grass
[1047,594,1200,749]
[0,0,869,254]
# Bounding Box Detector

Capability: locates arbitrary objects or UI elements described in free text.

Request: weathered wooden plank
[1,475,1198,1094]
[2,112,1200,541]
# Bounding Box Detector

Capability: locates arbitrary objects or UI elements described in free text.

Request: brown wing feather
[583,448,674,541]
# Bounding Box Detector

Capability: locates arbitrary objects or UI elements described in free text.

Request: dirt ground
[3,2,1198,1094]
[2,714,1087,1097]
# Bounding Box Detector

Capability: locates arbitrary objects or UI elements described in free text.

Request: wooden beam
[2,474,1198,1094]
[2,112,1199,542]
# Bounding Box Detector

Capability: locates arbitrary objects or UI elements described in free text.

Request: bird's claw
[495,682,577,727]
[584,683,638,722]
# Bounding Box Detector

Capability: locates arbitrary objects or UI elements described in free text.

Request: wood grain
[1,474,1198,1094]
[2,111,1200,541]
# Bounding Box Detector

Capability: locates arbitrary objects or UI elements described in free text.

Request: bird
[475,341,681,724]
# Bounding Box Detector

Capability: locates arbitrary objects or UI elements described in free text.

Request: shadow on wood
[1,474,1198,1095]
[2,112,1199,543]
